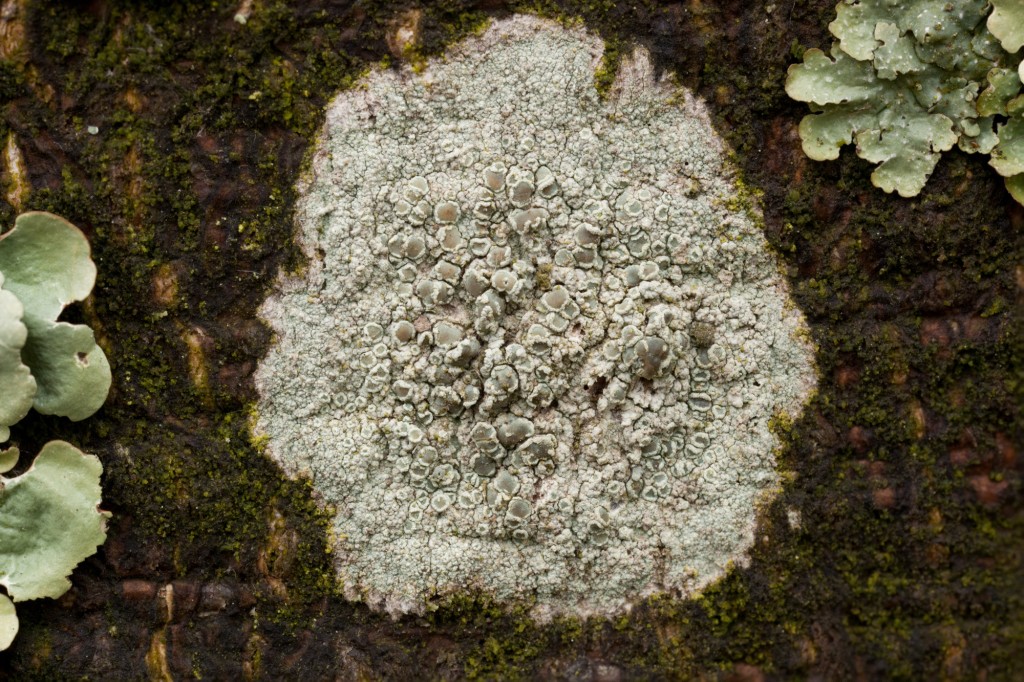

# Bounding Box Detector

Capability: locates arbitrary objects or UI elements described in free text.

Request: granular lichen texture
[256,15,817,619]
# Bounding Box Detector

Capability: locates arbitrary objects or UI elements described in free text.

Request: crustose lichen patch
[255,16,817,619]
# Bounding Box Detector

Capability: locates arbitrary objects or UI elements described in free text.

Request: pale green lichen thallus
[0,212,111,651]
[786,0,1024,204]
[256,16,817,619]
[0,211,112,441]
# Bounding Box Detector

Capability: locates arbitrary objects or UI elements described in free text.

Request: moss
[592,36,623,97]
[0,60,26,104]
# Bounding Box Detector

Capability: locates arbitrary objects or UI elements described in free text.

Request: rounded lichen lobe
[256,16,816,619]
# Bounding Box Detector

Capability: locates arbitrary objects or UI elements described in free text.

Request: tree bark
[0,0,1020,679]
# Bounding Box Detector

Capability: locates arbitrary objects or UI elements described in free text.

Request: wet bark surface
[0,0,1020,679]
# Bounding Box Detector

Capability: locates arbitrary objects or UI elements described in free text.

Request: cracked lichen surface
[256,16,817,619]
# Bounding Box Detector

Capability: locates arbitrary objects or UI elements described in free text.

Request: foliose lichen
[255,16,817,619]
[0,211,112,652]
[0,211,112,442]
[0,441,110,652]
[786,0,1024,204]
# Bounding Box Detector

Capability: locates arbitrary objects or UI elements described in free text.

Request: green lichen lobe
[787,0,1024,203]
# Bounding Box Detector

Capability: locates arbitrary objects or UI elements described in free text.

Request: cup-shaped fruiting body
[256,16,817,620]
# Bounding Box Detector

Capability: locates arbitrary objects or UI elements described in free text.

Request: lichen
[786,0,1024,203]
[0,440,110,652]
[0,211,111,441]
[256,16,817,620]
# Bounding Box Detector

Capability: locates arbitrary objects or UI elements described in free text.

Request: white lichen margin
[255,15,817,620]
